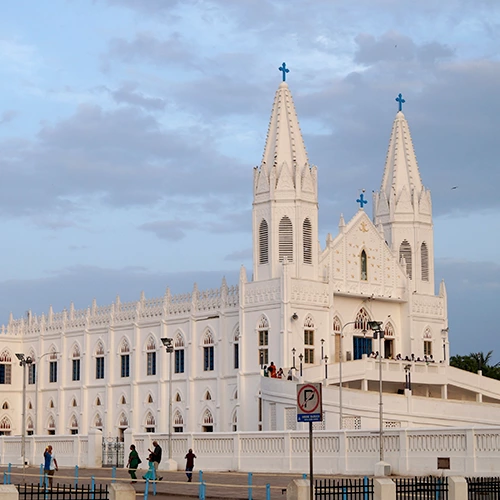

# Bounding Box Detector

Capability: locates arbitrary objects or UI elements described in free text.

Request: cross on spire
[395,93,406,112]
[279,62,290,82]
[356,192,368,209]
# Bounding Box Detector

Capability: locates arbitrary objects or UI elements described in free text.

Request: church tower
[373,95,435,294]
[252,66,319,281]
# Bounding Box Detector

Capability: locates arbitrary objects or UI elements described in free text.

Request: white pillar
[109,483,135,500]
[286,479,309,500]
[448,477,467,500]
[0,485,18,500]
[87,428,103,467]
[441,384,448,399]
[374,478,395,500]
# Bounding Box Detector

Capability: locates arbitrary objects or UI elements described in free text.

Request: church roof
[261,82,309,172]
[380,110,424,201]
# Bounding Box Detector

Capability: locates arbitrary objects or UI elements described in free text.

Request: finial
[278,62,290,82]
[395,93,405,112]
[356,190,368,209]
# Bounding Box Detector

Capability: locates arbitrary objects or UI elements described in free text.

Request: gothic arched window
[399,240,412,280]
[421,242,429,282]
[203,330,214,372]
[175,332,185,374]
[360,250,368,281]
[303,218,312,264]
[258,316,269,367]
[0,350,12,385]
[355,308,371,331]
[279,216,293,263]
[304,315,315,364]
[259,219,269,265]
[146,336,156,376]
[202,409,214,432]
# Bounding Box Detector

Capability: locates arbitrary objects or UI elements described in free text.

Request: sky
[0,0,499,359]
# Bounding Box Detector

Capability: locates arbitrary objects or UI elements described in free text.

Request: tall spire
[379,110,424,204]
[260,82,309,179]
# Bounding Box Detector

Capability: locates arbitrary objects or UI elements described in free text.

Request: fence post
[198,470,203,500]
[374,478,395,500]
[248,472,253,500]
[91,476,95,500]
[144,479,149,500]
[364,476,369,500]
[448,477,467,500]
[74,465,79,488]
[7,464,11,484]
[111,466,116,483]
[266,483,270,500]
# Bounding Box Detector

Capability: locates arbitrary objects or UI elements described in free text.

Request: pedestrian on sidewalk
[148,440,163,480]
[185,448,197,482]
[143,452,156,481]
[127,444,141,483]
[43,445,58,490]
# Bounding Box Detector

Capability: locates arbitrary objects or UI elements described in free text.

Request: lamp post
[404,364,412,391]
[321,339,325,360]
[299,353,303,377]
[160,338,174,465]
[441,328,449,363]
[367,321,384,462]
[324,355,328,379]
[337,321,358,429]
[292,348,296,369]
[15,353,33,479]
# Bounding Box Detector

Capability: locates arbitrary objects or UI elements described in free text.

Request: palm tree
[450,351,500,380]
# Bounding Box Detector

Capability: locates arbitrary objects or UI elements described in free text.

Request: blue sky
[1,0,499,358]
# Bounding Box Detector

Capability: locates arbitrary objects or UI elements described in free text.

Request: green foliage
[450,351,500,380]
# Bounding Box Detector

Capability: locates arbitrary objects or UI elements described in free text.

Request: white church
[2,71,500,462]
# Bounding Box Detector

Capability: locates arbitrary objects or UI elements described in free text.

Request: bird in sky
[451,186,458,190]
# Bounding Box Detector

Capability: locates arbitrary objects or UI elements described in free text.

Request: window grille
[72,359,80,381]
[285,407,297,430]
[259,219,269,264]
[279,216,293,262]
[49,361,57,383]
[421,242,429,282]
[355,308,370,331]
[303,218,312,264]
[399,240,412,279]
[147,352,156,376]
[121,354,130,377]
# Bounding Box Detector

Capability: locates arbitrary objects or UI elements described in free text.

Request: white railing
[3,427,500,476]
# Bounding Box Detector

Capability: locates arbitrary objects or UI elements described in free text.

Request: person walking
[148,440,163,480]
[142,452,156,481]
[126,444,141,483]
[185,448,197,482]
[43,445,58,491]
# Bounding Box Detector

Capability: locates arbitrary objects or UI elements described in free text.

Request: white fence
[2,427,500,476]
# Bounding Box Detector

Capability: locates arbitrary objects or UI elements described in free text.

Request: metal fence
[101,437,124,468]
[315,477,374,499]
[394,476,448,499]
[467,477,500,499]
[16,483,109,499]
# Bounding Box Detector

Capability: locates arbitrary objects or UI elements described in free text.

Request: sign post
[297,383,323,500]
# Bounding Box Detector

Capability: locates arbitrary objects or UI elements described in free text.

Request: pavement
[0,465,310,499]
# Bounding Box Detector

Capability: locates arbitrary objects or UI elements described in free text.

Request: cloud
[139,220,197,241]
[224,248,252,261]
[109,82,166,111]
[0,110,17,125]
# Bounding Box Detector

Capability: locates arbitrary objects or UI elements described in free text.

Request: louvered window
[303,218,312,264]
[259,219,269,264]
[399,240,412,280]
[421,242,429,282]
[279,216,293,262]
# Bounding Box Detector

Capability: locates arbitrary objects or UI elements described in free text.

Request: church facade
[1,75,477,441]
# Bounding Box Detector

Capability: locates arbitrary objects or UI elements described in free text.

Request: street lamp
[292,348,296,369]
[160,338,174,466]
[324,355,329,379]
[441,328,449,363]
[16,353,33,479]
[298,353,303,377]
[404,364,412,391]
[321,339,325,360]
[367,321,384,462]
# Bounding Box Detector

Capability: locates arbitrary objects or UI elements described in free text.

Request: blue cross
[356,193,368,209]
[395,93,405,112]
[279,62,290,82]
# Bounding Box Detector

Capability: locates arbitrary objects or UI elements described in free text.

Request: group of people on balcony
[369,352,435,363]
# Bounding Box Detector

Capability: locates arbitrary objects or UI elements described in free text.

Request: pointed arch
[421,242,429,282]
[174,331,185,374]
[27,416,33,431]
[118,412,129,427]
[231,408,238,432]
[175,392,182,402]
[71,397,77,407]
[303,218,312,264]
[47,415,56,433]
[202,408,214,432]
[233,325,240,370]
[120,338,130,353]
[145,412,155,432]
[49,399,55,409]
[146,335,157,376]
[69,414,79,434]
[233,388,238,400]
[95,341,105,356]
[173,410,184,432]
[355,308,371,331]
[203,329,214,372]
[304,314,315,364]
[95,340,105,379]
[0,416,11,429]
[147,393,154,404]
[146,335,156,351]
[120,395,127,405]
[95,396,101,406]
[72,344,81,358]
[423,327,433,357]
[259,219,269,265]
[49,346,58,360]
[0,349,12,385]
[71,342,81,381]
[333,316,342,333]
[279,216,293,262]
[384,322,395,337]
[2,401,8,410]
[258,315,269,367]
[94,413,103,429]
[204,390,212,401]
[28,400,33,410]
[399,240,412,279]
[360,249,368,281]
[174,331,185,347]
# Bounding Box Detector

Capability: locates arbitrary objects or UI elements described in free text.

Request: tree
[450,351,500,380]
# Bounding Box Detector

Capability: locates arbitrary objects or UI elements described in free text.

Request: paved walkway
[0,465,311,499]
